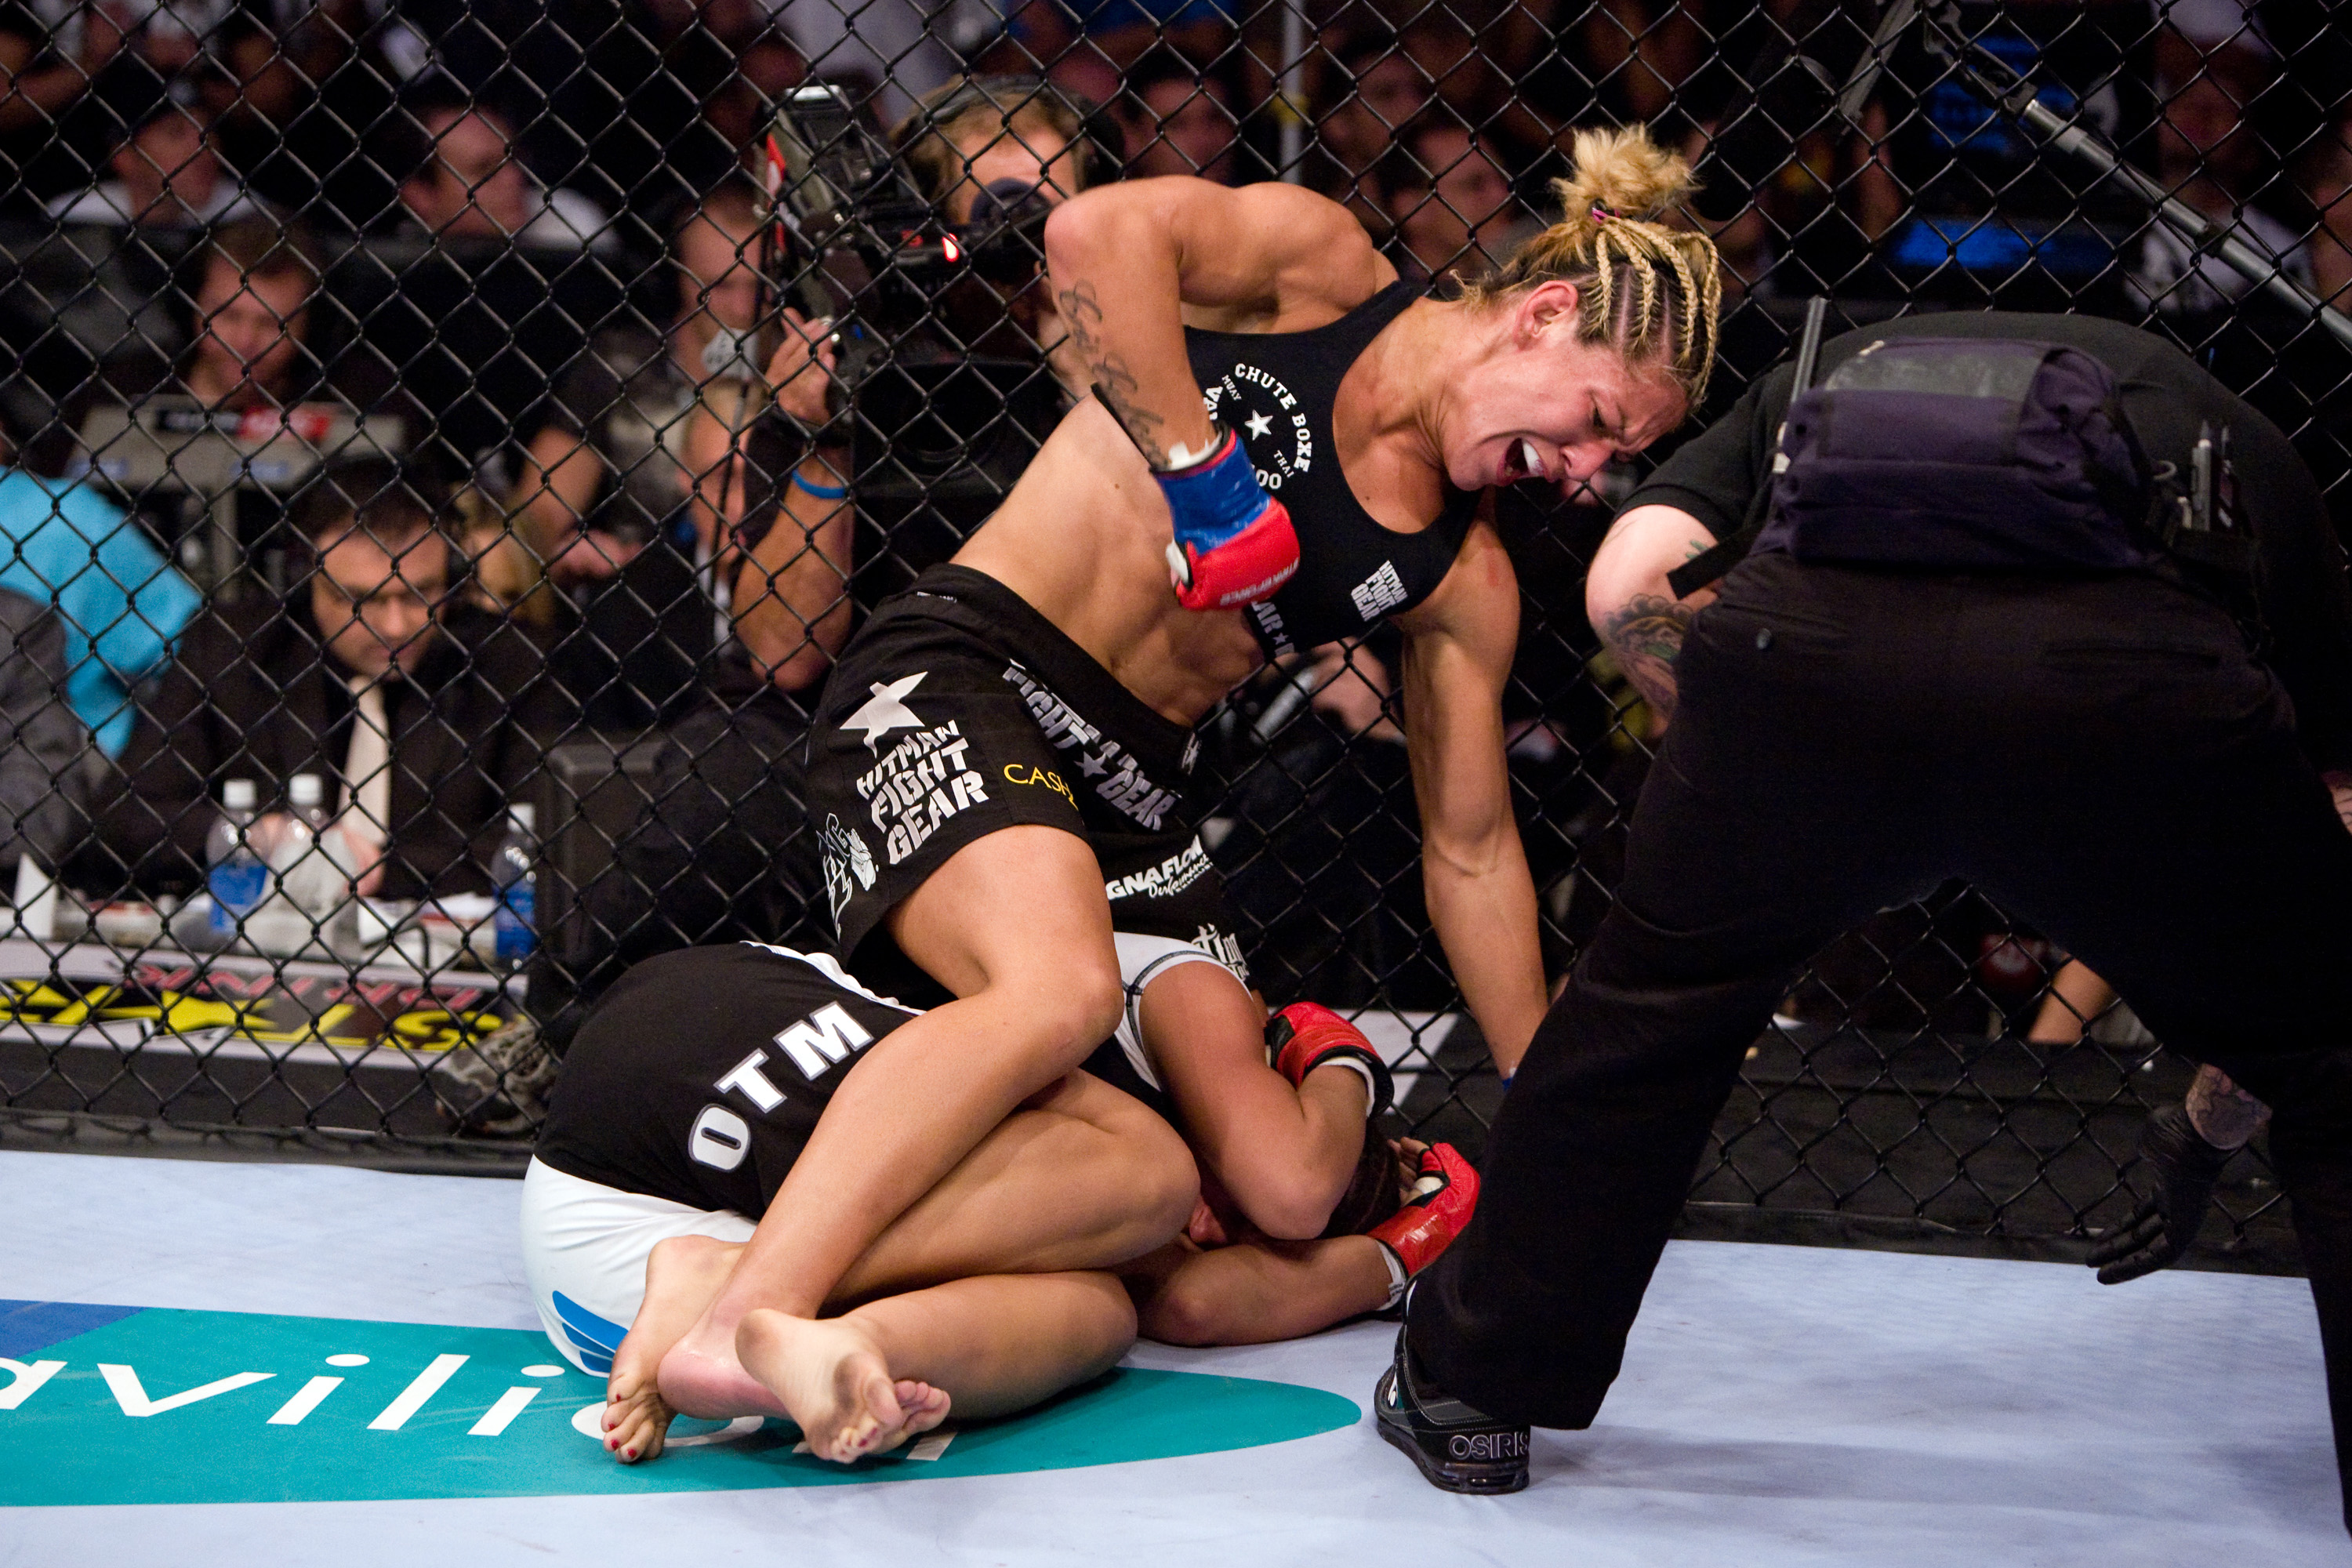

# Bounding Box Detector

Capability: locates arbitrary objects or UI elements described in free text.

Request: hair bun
[1555,125,1694,223]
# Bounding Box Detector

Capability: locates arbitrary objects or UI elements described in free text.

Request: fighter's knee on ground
[1054,1272,1142,1386]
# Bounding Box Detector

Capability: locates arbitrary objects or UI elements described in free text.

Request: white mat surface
[3,1149,2346,1566]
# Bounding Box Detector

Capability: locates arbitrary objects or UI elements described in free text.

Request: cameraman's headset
[886,74,1130,197]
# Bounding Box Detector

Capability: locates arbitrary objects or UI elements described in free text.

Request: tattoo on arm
[1055,280,1168,466]
[1596,593,1696,724]
[2185,1062,2271,1151]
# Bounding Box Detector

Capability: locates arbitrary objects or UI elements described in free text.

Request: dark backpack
[1755,336,2156,572]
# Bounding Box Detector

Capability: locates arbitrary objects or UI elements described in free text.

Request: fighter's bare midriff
[954,397,1261,725]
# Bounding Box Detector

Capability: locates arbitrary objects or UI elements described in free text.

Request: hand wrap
[1267,1000,1392,1116]
[1154,426,1299,611]
[1370,1142,1479,1279]
[2088,1100,2231,1285]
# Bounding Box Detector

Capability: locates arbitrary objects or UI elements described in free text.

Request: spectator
[2129,42,2310,320]
[74,220,421,588]
[0,445,197,757]
[1503,0,1704,131]
[1312,31,1430,230]
[532,3,808,226]
[0,0,127,206]
[0,584,95,879]
[515,178,764,593]
[45,78,260,228]
[239,1,420,227]
[91,457,570,902]
[1116,49,1241,184]
[1393,16,1512,126]
[1044,48,1121,126]
[700,16,807,176]
[391,78,616,253]
[161,220,325,411]
[507,180,772,728]
[89,220,419,427]
[1378,118,1527,282]
[894,72,1107,222]
[1001,0,1230,79]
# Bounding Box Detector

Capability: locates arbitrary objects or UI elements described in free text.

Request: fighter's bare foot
[738,1308,940,1463]
[600,1368,674,1465]
[601,1236,742,1462]
[657,1316,792,1422]
[892,1378,953,1444]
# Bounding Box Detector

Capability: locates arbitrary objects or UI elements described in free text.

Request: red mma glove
[1267,1000,1392,1116]
[1369,1142,1479,1277]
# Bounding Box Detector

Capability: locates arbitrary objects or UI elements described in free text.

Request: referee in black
[1375,307,2352,1523]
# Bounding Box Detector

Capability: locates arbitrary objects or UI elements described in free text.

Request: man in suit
[91,456,572,903]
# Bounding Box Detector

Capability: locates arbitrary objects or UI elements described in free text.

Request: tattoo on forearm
[1596,593,1695,724]
[1055,279,1167,466]
[2185,1062,2271,1150]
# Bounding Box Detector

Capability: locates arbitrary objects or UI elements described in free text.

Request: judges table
[0,932,521,1143]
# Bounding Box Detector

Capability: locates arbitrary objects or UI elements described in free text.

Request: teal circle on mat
[0,1304,1361,1505]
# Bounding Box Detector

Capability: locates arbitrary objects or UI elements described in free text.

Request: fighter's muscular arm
[1396,524,1548,1076]
[1127,1234,1393,1347]
[1586,503,1719,726]
[1141,963,1368,1241]
[1040,180,1393,466]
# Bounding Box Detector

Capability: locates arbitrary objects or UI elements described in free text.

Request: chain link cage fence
[0,0,2341,1268]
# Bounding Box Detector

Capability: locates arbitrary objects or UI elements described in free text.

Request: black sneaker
[1374,1325,1530,1494]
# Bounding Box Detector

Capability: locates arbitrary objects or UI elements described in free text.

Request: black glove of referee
[2088,1101,2232,1286]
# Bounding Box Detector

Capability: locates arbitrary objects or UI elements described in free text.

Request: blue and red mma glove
[1154,425,1299,611]
[1267,1000,1393,1116]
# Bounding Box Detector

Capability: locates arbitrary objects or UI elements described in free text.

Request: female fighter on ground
[656,126,1722,1454]
[521,938,1479,1461]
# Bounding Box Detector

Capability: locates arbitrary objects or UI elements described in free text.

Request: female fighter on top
[656,126,1723,1454]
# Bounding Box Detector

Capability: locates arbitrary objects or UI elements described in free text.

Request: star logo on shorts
[841,672,928,752]
[1243,410,1275,441]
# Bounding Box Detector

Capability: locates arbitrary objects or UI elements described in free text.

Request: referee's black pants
[1409,553,2352,1523]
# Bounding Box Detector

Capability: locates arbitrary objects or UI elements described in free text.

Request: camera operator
[708,74,1125,672]
[433,78,1121,1133]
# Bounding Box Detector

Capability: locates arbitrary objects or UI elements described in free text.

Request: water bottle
[252,774,346,954]
[206,779,267,938]
[492,803,537,967]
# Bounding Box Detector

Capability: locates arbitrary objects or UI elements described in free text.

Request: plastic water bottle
[252,773,347,953]
[492,804,537,967]
[206,779,267,937]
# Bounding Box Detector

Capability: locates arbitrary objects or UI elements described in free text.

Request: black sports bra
[1184,281,1479,658]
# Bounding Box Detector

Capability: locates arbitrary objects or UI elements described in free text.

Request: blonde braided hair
[1460,125,1723,407]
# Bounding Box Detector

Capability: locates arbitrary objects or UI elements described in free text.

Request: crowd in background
[0,0,2341,1060]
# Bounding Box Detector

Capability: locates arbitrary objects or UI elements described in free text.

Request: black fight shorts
[806,564,1243,992]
